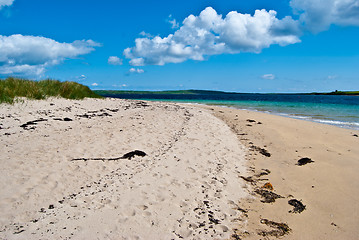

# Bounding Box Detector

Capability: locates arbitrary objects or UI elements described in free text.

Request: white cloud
[0,0,14,9]
[91,83,98,86]
[76,74,87,81]
[124,7,301,66]
[108,56,123,65]
[291,0,359,32]
[129,68,144,74]
[139,31,153,38]
[0,34,100,76]
[168,14,179,29]
[261,74,276,80]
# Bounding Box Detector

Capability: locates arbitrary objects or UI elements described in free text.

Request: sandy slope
[0,98,249,239]
[204,105,359,240]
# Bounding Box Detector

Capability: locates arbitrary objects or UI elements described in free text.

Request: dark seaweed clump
[288,199,306,213]
[258,219,291,237]
[254,189,283,203]
[297,157,314,166]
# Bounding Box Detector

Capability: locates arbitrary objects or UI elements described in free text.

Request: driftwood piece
[71,150,146,161]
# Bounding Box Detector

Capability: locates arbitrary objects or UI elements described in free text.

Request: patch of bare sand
[0,99,249,239]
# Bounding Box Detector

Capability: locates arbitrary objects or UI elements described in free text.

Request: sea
[104,92,359,131]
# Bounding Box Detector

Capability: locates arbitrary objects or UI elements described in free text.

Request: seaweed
[288,199,306,213]
[297,157,314,166]
[20,119,47,130]
[255,189,283,203]
[250,146,271,157]
[71,150,146,161]
[258,219,291,237]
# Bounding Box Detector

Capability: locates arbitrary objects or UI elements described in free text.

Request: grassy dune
[0,77,102,104]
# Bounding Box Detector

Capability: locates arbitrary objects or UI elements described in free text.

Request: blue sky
[0,0,358,92]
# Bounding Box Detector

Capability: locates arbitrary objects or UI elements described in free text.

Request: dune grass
[0,77,102,104]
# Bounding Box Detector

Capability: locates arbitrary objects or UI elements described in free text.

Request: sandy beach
[0,98,358,239]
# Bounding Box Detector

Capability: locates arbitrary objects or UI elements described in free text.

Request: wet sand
[203,105,359,239]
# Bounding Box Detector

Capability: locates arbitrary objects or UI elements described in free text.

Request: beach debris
[20,118,47,130]
[258,219,291,237]
[331,222,338,227]
[297,157,314,166]
[250,146,271,157]
[76,110,112,119]
[261,182,274,191]
[121,150,147,160]
[71,150,147,161]
[257,122,262,124]
[288,199,306,213]
[353,134,358,137]
[255,189,283,203]
[255,169,271,177]
[246,119,256,123]
[53,117,73,121]
[239,176,256,184]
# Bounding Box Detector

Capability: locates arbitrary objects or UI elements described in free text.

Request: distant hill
[94,89,359,96]
[308,90,359,95]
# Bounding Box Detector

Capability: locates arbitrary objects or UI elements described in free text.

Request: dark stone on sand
[297,157,314,166]
[255,189,283,203]
[353,134,358,137]
[63,117,73,121]
[48,204,55,209]
[288,199,306,213]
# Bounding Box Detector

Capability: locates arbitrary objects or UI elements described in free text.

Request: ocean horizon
[99,92,359,131]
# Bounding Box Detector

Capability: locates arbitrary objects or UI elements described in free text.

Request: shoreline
[0,98,358,239]
[199,104,359,239]
[120,99,359,131]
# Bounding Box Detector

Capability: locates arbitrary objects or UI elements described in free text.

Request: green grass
[0,77,102,104]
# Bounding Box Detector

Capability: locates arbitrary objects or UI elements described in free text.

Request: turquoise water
[100,92,359,130]
[149,99,359,130]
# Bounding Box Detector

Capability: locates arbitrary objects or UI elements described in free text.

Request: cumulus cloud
[129,68,144,74]
[124,7,301,66]
[261,74,276,80]
[91,83,98,86]
[291,0,359,32]
[0,34,100,76]
[0,0,14,9]
[108,56,123,65]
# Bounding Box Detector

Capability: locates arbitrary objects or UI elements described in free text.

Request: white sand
[0,98,249,239]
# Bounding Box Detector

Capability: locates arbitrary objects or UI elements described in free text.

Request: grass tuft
[0,77,102,104]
